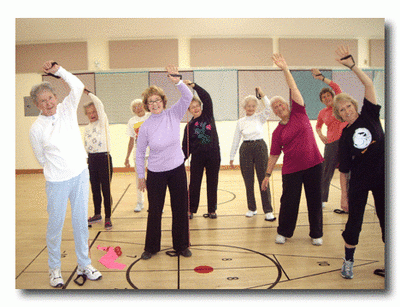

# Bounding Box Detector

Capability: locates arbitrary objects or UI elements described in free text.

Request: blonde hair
[130,99,143,114]
[333,93,359,122]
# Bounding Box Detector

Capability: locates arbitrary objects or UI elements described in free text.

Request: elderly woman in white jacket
[29,61,102,288]
[230,87,276,221]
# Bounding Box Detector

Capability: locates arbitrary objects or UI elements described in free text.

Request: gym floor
[15,169,385,290]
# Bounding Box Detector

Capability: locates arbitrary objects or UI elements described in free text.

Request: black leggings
[278,163,323,239]
[145,163,190,253]
[88,153,113,218]
[342,177,385,246]
[189,150,221,214]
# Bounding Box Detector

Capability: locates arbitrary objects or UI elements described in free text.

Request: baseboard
[16,164,283,175]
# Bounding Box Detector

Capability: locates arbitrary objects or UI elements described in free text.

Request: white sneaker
[312,238,323,246]
[49,268,64,288]
[245,210,257,217]
[275,234,286,244]
[322,202,327,208]
[134,203,144,212]
[265,212,276,221]
[77,264,102,281]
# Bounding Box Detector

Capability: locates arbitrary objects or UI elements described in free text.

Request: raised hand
[311,68,324,81]
[183,80,195,88]
[335,45,355,69]
[272,53,288,70]
[43,61,60,75]
[166,65,181,84]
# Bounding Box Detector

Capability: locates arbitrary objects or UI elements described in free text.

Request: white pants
[45,168,91,269]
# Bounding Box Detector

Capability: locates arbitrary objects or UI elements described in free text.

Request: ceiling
[15,18,385,44]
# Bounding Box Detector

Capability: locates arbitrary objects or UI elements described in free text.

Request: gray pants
[321,140,340,202]
[239,139,273,213]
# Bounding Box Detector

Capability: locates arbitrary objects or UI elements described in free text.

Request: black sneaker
[88,214,102,225]
[105,219,112,230]
[141,251,154,260]
[180,248,192,257]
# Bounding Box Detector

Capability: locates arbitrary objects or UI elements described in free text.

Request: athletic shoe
[265,212,276,221]
[105,219,112,230]
[341,259,354,279]
[49,268,64,288]
[77,264,102,281]
[275,234,286,244]
[134,203,144,212]
[246,210,257,217]
[312,238,323,246]
[88,215,102,225]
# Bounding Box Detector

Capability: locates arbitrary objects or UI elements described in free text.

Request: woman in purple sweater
[136,66,193,260]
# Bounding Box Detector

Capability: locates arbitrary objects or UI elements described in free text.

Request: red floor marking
[194,266,214,273]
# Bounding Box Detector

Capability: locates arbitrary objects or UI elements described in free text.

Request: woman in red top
[261,54,324,246]
[312,69,348,211]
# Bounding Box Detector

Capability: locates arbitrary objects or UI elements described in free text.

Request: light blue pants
[45,168,91,269]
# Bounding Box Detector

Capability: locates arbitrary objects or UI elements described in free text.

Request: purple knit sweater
[136,81,193,178]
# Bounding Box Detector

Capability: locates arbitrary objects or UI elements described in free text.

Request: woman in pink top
[261,54,324,246]
[312,69,348,210]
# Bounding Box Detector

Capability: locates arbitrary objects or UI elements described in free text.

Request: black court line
[111,183,131,214]
[126,244,282,289]
[16,245,48,280]
[62,231,102,289]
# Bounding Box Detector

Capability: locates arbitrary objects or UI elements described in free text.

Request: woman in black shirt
[182,81,221,219]
[333,46,385,279]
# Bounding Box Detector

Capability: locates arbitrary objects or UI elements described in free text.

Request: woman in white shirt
[83,90,113,230]
[29,61,102,288]
[230,87,276,221]
[124,99,151,212]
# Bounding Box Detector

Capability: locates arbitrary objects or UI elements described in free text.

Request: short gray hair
[83,101,95,115]
[243,95,258,108]
[30,82,55,105]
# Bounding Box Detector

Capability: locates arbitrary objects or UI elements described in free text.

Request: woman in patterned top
[83,90,113,230]
[182,81,220,219]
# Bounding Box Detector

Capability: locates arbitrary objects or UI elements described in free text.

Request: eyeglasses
[147,98,163,105]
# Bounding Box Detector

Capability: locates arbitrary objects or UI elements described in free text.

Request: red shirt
[271,100,324,175]
[316,81,347,143]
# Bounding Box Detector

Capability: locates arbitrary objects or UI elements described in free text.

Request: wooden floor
[15,169,385,290]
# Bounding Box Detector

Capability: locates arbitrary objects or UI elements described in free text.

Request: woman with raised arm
[312,69,348,211]
[136,65,193,260]
[83,90,113,230]
[29,61,102,288]
[261,54,324,245]
[182,81,221,219]
[229,88,276,221]
[333,46,385,279]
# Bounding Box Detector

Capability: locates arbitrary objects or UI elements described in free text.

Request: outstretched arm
[335,45,376,104]
[272,53,304,106]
